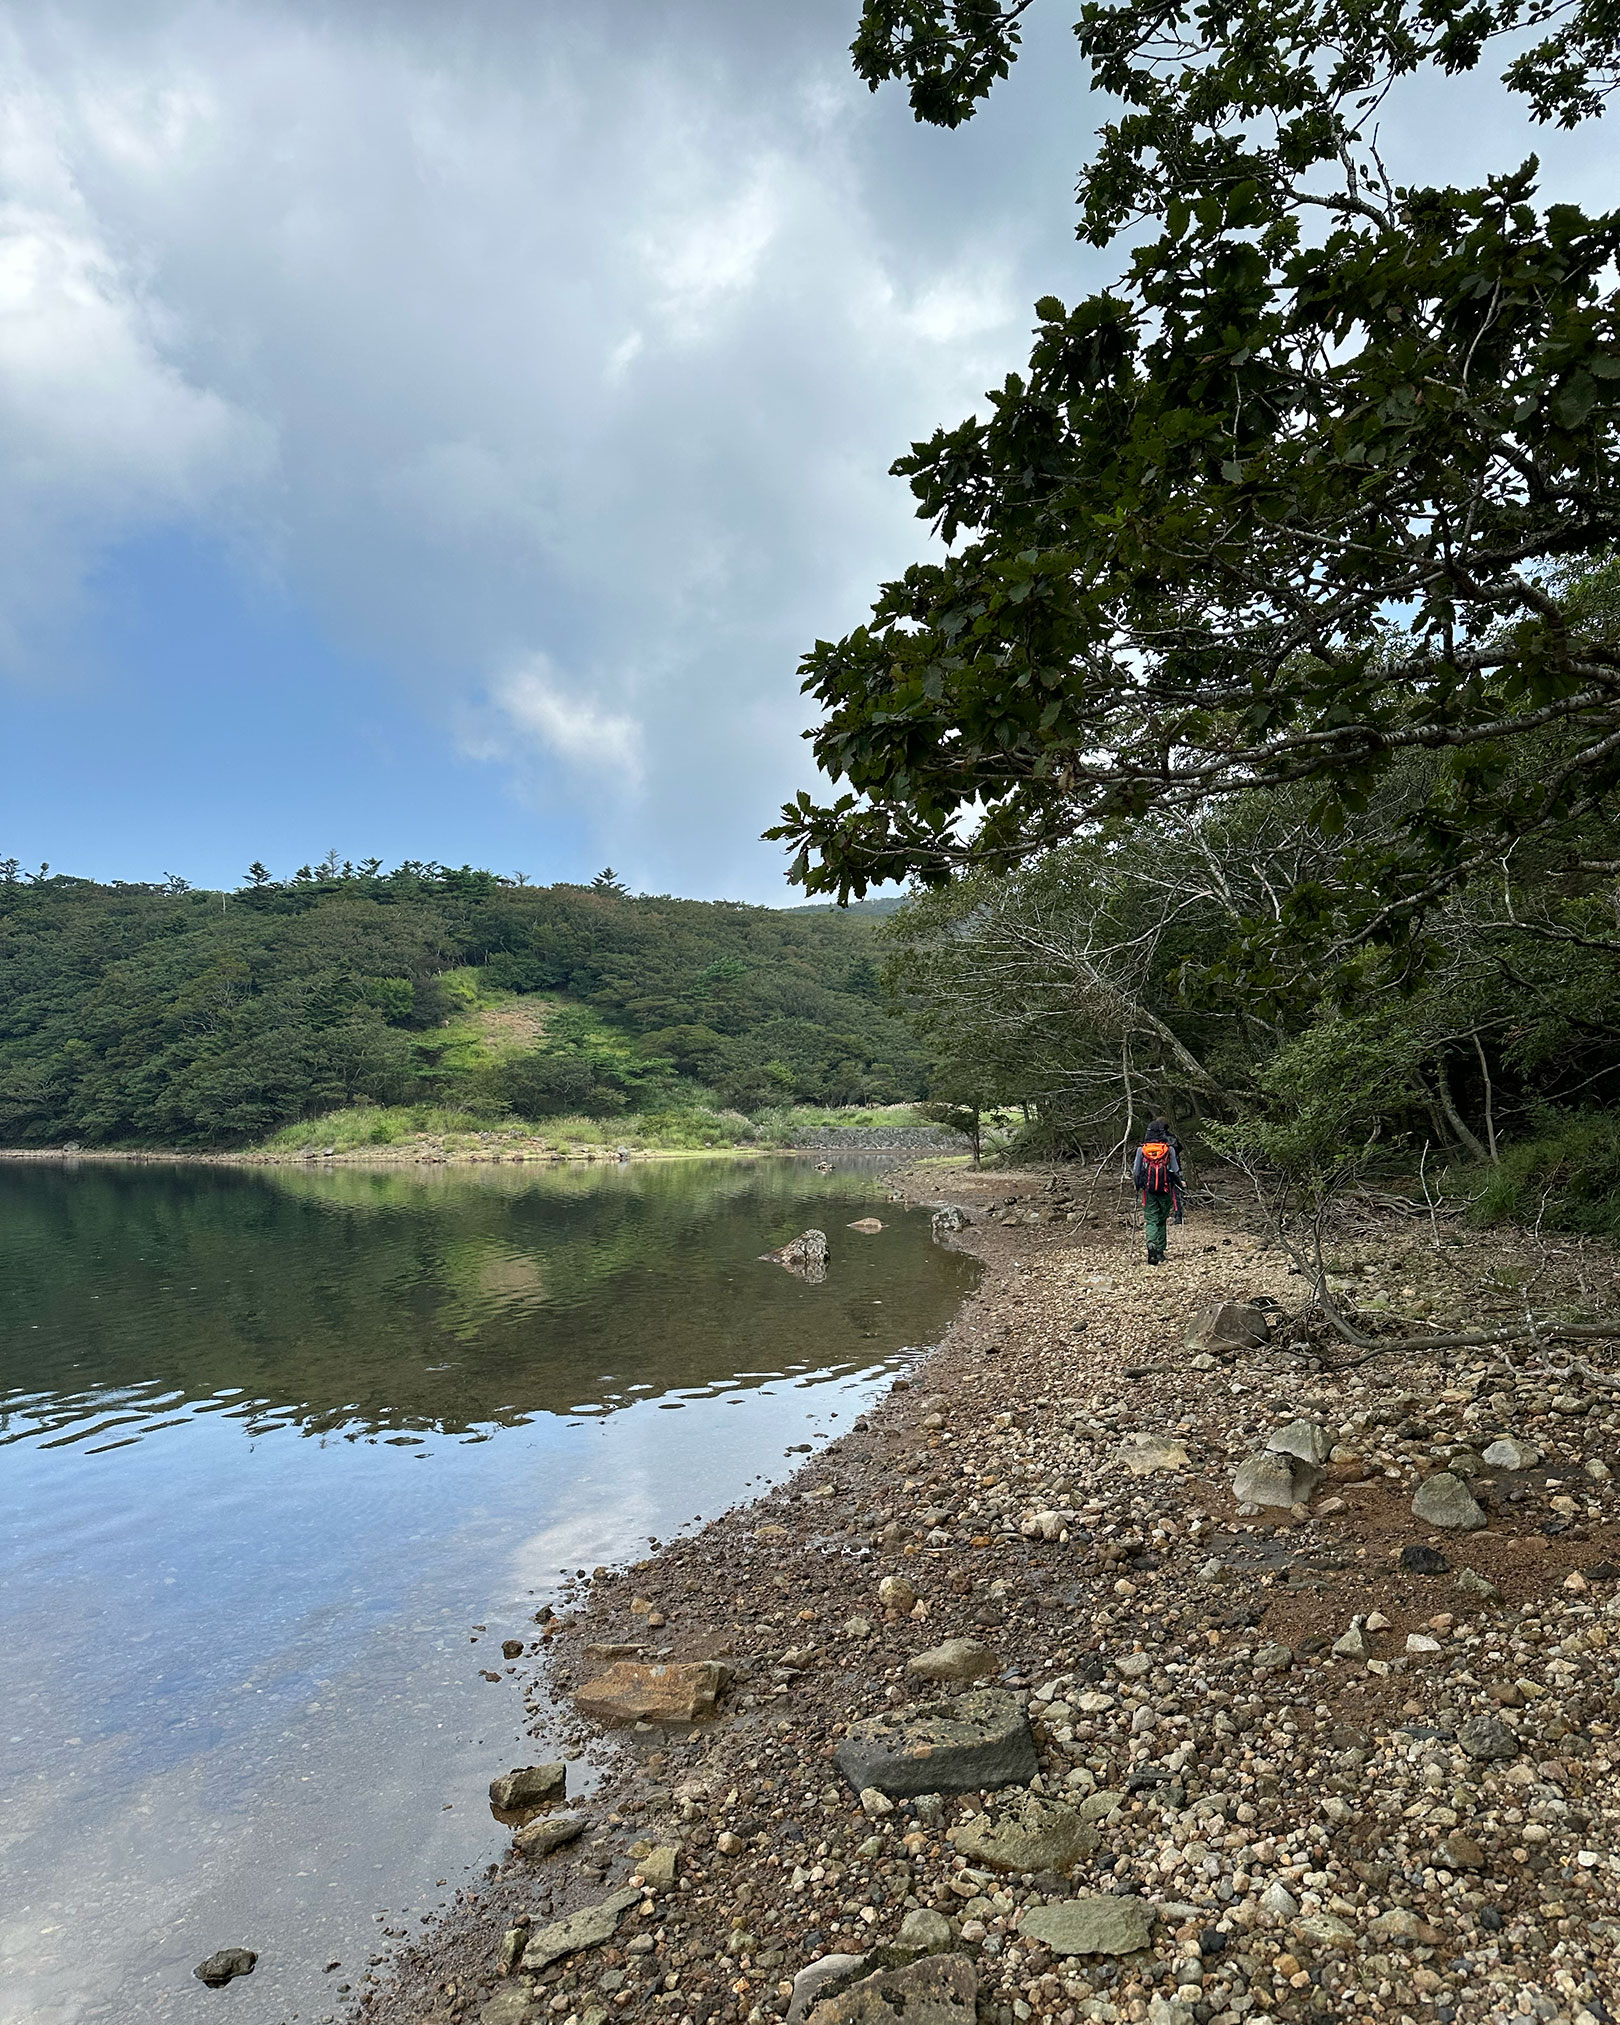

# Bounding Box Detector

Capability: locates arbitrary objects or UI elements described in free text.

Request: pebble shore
[358,1163,1620,2025]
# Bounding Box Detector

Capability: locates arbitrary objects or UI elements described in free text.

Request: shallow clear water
[0,1157,976,2025]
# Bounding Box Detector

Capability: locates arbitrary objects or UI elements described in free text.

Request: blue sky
[0,1,1612,900]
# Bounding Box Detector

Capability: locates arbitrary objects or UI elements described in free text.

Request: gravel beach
[357,1161,1620,2025]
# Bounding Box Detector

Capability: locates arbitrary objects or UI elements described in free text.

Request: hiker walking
[1133,1119,1184,1265]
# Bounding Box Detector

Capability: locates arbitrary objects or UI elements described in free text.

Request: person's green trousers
[1143,1190,1173,1260]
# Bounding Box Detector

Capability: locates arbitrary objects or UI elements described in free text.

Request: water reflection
[0,1158,973,1447]
[0,1157,976,2025]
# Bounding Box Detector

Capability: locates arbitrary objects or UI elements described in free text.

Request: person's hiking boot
[1146,1247,1162,1265]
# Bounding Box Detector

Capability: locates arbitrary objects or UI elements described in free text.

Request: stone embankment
[362,1166,1620,2025]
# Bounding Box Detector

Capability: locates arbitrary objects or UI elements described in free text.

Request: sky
[0,1,1613,901]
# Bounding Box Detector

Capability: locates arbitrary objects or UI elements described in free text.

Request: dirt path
[357,1164,1620,2025]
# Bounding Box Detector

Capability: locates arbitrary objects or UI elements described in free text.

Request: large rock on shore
[1019,1897,1155,1956]
[489,1763,566,1813]
[835,1688,1037,1797]
[574,1660,728,1725]
[513,1811,585,1857]
[1184,1302,1271,1353]
[1412,1472,1487,1530]
[806,1952,977,2025]
[1231,1452,1321,1508]
[519,1887,641,1972]
[948,1794,1096,1874]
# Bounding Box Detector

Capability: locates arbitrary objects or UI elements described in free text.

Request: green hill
[0,864,930,1148]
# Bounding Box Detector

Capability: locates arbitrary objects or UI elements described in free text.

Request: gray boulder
[1411,1472,1486,1531]
[836,1688,1038,1798]
[1266,1419,1332,1465]
[891,1909,954,1961]
[1018,1897,1155,1956]
[1483,1437,1540,1471]
[787,1956,869,2024]
[490,1762,566,1813]
[520,1887,641,1972]
[1231,1452,1321,1508]
[948,1795,1096,1874]
[1185,1303,1271,1353]
[513,1811,586,1858]
[807,1953,977,2025]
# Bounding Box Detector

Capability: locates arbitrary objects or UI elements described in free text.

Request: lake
[0,1156,977,2025]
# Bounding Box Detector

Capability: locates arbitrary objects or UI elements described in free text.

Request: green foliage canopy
[776,0,1620,972]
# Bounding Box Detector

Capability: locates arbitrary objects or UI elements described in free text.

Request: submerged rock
[194,1949,257,1988]
[513,1811,586,1857]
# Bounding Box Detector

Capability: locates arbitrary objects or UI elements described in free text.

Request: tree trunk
[1435,1054,1489,1164]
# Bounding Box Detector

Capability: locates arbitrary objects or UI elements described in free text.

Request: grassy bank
[259,1100,937,1161]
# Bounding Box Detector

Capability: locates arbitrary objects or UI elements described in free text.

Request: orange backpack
[1139,1140,1173,1192]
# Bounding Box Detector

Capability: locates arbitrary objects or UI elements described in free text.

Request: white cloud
[483,655,643,785]
[2,2,1605,891]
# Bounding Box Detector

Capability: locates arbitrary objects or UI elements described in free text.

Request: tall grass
[1464,1110,1620,1237]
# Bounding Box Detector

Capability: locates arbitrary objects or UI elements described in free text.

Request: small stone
[501,1639,524,1659]
[906,1639,998,1683]
[859,1787,895,1819]
[1260,1882,1298,1918]
[878,1576,918,1616]
[1400,1544,1451,1575]
[892,1908,954,1960]
[490,1763,567,1813]
[1252,1641,1292,1672]
[845,1616,873,1639]
[1441,1832,1484,1870]
[1411,1473,1486,1530]
[1266,1419,1332,1465]
[514,1811,586,1858]
[1364,1610,1391,1631]
[1118,1434,1191,1476]
[635,1845,679,1887]
[1369,1907,1442,1944]
[1455,1567,1502,1602]
[194,1949,257,1988]
[716,1831,745,1855]
[1459,1713,1521,1761]
[1018,1895,1155,1957]
[1406,1633,1442,1655]
[849,1218,884,1233]
[1331,1626,1366,1659]
[1483,1437,1541,1470]
[1294,1914,1354,1945]
[1231,1452,1321,1509]
[806,1953,976,2025]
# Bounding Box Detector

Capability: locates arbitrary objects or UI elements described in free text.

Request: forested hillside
[0,863,930,1147]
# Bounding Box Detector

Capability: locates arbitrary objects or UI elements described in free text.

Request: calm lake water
[0,1157,977,2025]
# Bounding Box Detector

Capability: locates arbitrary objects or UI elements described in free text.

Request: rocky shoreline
[356,1163,1620,2025]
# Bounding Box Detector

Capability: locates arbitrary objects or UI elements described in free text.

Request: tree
[244,862,274,888]
[591,867,631,896]
[774,0,1620,977]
